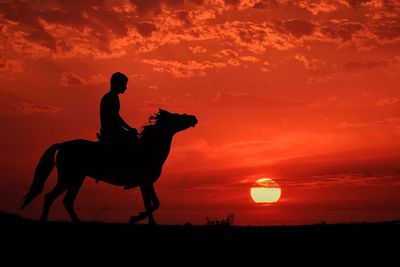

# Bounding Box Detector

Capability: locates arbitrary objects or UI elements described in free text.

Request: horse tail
[21,143,61,210]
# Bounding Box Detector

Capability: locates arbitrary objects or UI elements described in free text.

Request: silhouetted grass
[205,213,234,226]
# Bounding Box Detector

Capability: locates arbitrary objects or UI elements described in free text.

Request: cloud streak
[0,102,62,114]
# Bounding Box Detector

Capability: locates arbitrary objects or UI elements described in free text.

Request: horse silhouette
[21,109,198,224]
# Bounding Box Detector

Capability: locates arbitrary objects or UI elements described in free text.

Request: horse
[21,109,198,225]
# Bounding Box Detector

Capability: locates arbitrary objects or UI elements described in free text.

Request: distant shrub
[205,213,234,226]
[314,220,327,225]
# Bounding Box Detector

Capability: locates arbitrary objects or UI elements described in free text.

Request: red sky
[1,0,400,225]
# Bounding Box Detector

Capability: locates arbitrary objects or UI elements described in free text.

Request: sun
[250,178,281,203]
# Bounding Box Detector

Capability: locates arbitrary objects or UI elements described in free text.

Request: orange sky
[1,0,400,225]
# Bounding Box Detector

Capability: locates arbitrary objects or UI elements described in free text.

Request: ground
[1,211,399,265]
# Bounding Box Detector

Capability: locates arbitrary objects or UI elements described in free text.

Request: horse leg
[142,185,156,225]
[39,181,67,222]
[63,175,85,223]
[149,186,160,212]
[130,184,158,225]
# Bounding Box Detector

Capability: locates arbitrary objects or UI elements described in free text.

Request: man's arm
[118,115,133,131]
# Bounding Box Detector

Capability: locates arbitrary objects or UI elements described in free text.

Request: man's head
[110,72,128,94]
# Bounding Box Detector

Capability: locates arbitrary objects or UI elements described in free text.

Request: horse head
[141,109,198,138]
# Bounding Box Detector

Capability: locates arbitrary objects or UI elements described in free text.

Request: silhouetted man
[98,72,138,144]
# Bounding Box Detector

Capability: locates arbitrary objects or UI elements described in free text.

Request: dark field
[1,212,399,265]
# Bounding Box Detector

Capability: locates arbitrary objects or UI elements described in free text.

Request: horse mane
[139,111,162,138]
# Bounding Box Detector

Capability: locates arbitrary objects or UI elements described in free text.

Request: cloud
[60,72,83,86]
[0,1,129,58]
[334,117,400,130]
[252,0,279,9]
[189,46,207,53]
[214,49,239,58]
[224,0,241,5]
[341,59,389,71]
[208,92,312,109]
[296,0,338,15]
[346,0,379,9]
[320,20,365,41]
[213,49,259,66]
[130,0,186,15]
[0,59,23,73]
[135,22,157,37]
[283,19,315,38]
[130,0,163,14]
[307,57,397,84]
[272,149,400,187]
[2,102,62,114]
[1,0,399,62]
[142,59,227,78]
[141,96,195,109]
[221,21,296,52]
[317,15,400,50]
[294,54,325,70]
[164,142,400,190]
[375,97,399,106]
[60,72,107,86]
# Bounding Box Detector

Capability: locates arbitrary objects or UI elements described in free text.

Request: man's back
[100,91,122,136]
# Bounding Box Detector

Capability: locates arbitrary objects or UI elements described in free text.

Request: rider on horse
[98,72,138,144]
[97,72,139,188]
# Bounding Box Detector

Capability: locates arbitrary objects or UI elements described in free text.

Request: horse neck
[144,132,173,165]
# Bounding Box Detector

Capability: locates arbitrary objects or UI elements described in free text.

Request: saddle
[95,131,140,188]
[96,130,139,145]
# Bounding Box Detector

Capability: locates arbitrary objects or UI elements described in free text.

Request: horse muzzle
[190,116,198,127]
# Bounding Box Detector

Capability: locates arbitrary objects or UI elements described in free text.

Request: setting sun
[250,178,281,204]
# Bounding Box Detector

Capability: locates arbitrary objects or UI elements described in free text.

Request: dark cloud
[26,29,57,51]
[321,21,364,41]
[0,1,57,51]
[224,0,240,5]
[283,19,315,38]
[1,0,399,60]
[0,1,36,27]
[176,10,191,24]
[373,21,400,40]
[0,0,130,55]
[188,0,204,4]
[0,102,62,114]
[130,0,162,14]
[130,0,184,14]
[347,0,373,9]
[342,59,389,71]
[253,0,279,9]
[136,22,157,37]
[60,72,106,85]
[60,72,83,86]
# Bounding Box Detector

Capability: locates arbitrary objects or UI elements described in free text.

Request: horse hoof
[148,221,158,226]
[129,215,141,224]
